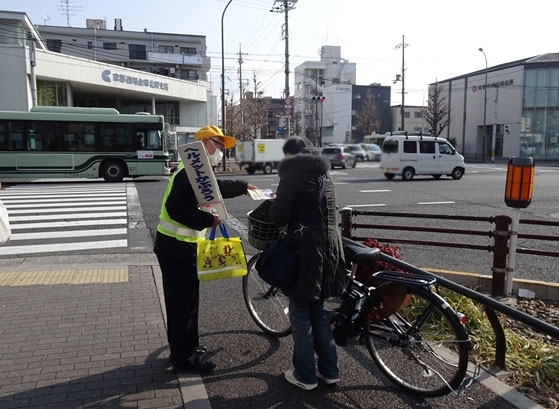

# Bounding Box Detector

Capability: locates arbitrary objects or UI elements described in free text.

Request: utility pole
[272,0,297,137]
[394,35,408,131]
[479,48,488,162]
[28,33,37,106]
[221,0,233,171]
[238,44,246,128]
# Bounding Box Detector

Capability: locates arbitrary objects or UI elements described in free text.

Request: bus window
[147,130,162,149]
[136,132,146,149]
[0,124,5,150]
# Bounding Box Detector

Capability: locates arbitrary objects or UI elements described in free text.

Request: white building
[432,54,559,162]
[293,45,392,145]
[293,46,356,144]
[0,10,215,142]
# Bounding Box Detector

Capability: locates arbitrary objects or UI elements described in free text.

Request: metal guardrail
[339,207,559,369]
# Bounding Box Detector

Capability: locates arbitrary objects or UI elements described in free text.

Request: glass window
[158,45,174,53]
[0,124,6,150]
[129,44,146,59]
[382,140,399,154]
[180,47,196,54]
[438,142,453,155]
[403,140,416,153]
[103,42,117,50]
[524,69,537,108]
[46,39,62,53]
[536,69,549,107]
[180,70,199,80]
[419,141,435,154]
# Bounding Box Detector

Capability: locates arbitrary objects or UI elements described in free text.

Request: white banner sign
[177,141,229,220]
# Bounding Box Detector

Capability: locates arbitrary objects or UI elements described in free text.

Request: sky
[5,0,559,106]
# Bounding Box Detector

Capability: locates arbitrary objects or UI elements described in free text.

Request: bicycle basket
[247,210,280,250]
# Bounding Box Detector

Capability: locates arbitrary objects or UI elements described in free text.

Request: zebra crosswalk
[0,182,131,257]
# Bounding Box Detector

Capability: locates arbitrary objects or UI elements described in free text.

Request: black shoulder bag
[255,176,328,290]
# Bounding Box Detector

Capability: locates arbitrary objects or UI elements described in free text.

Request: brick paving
[0,265,184,409]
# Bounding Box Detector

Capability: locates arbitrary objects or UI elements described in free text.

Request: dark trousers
[157,256,199,360]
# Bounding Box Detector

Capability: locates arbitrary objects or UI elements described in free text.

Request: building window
[129,44,146,60]
[158,45,174,54]
[103,42,117,50]
[180,47,196,54]
[404,111,411,118]
[414,111,423,118]
[46,39,62,53]
[180,70,198,80]
[87,41,92,49]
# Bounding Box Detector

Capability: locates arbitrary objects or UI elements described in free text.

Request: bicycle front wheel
[242,253,292,337]
[364,284,470,397]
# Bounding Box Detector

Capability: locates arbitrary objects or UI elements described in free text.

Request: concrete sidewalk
[0,262,210,409]
[0,259,546,409]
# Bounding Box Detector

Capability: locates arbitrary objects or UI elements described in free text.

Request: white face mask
[208,148,224,166]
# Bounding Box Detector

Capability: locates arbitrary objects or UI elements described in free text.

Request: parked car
[361,143,382,161]
[320,146,356,169]
[344,144,367,161]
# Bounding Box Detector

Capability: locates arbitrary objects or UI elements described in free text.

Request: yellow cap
[194,125,236,149]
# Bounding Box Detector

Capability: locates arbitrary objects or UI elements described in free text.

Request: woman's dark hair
[283,136,317,155]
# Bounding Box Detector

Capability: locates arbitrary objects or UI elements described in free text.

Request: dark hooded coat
[269,153,346,301]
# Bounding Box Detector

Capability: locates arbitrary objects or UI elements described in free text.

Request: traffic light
[311,95,325,102]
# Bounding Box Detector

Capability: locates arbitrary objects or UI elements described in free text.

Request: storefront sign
[101,69,169,91]
[472,79,514,92]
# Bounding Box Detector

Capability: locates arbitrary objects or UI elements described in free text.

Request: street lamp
[221,0,233,171]
[479,48,488,162]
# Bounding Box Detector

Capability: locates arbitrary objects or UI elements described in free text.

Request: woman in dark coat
[269,137,346,390]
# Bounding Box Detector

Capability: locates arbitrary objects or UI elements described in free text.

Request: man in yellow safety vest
[154,125,255,374]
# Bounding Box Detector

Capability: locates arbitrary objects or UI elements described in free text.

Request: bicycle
[242,211,477,397]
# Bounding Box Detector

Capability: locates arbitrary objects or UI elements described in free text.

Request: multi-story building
[0,10,215,146]
[390,105,429,134]
[433,53,559,162]
[293,45,391,145]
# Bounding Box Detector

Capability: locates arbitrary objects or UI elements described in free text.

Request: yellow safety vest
[156,162,206,242]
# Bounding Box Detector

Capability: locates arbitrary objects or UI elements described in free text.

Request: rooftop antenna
[57,0,82,27]
[42,14,50,25]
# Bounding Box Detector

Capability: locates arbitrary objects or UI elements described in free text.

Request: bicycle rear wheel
[242,253,292,337]
[364,284,469,397]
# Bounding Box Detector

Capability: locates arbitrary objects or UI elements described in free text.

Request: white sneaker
[284,370,317,390]
[316,368,340,384]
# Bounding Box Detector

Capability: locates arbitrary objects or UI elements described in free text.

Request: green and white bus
[0,106,171,182]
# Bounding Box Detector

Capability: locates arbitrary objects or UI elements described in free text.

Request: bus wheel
[101,160,126,182]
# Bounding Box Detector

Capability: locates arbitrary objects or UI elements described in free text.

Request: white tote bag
[0,199,11,245]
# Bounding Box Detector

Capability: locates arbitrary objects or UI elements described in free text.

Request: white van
[380,134,465,181]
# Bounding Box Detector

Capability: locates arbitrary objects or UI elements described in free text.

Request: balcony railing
[147,52,203,66]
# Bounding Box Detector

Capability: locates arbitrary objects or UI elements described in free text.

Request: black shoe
[169,346,207,364]
[173,350,216,375]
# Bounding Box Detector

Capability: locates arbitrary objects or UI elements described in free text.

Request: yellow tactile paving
[0,268,129,286]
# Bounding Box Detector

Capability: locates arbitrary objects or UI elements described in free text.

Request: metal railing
[339,207,559,369]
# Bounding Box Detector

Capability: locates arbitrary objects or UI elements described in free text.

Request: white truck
[235,139,285,174]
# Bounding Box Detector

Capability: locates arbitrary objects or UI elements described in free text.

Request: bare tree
[424,81,449,137]
[242,73,268,139]
[355,90,381,135]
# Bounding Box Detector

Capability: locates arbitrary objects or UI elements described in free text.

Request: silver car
[320,146,356,169]
[361,143,382,161]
